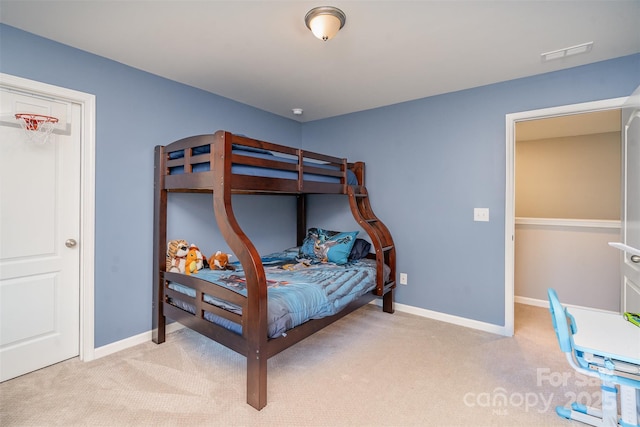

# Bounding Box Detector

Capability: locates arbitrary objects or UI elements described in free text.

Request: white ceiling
[1,1,639,122]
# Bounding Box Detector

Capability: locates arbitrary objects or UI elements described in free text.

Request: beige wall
[515,132,621,220]
[515,222,620,311]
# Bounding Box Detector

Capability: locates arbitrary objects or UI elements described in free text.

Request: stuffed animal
[166,239,189,272]
[167,241,204,274]
[184,245,203,275]
[208,251,235,271]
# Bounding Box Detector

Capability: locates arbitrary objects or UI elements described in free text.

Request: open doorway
[514,110,622,311]
[504,97,628,336]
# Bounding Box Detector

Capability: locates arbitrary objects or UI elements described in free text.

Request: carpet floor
[1,303,591,426]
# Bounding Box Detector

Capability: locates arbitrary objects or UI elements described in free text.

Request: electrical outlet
[399,273,408,285]
[474,208,490,222]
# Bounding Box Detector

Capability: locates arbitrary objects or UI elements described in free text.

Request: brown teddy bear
[166,239,189,272]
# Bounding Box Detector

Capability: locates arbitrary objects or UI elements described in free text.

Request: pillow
[349,238,371,260]
[300,228,358,265]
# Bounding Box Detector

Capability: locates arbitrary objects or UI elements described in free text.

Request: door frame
[1,73,96,361]
[504,96,628,336]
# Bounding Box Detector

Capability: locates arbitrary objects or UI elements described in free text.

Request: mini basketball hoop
[15,113,59,144]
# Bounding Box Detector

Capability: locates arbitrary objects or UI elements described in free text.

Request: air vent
[541,42,594,62]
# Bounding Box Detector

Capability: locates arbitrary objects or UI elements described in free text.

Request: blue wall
[0,24,302,346]
[2,23,638,345]
[303,54,640,326]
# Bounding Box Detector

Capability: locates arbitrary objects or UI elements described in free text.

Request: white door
[0,89,81,381]
[616,85,640,313]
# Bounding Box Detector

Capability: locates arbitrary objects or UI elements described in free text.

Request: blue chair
[547,288,640,427]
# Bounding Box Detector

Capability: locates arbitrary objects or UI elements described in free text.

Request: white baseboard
[94,300,510,361]
[95,297,615,360]
[514,295,618,315]
[370,300,510,336]
[515,295,549,308]
[93,322,184,360]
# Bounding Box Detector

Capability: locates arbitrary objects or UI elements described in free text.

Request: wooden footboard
[155,275,378,409]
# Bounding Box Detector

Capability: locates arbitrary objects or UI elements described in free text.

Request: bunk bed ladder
[347,186,396,313]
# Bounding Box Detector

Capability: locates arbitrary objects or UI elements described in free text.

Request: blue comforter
[168,248,383,338]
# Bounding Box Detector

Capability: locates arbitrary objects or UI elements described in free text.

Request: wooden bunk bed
[152,130,396,410]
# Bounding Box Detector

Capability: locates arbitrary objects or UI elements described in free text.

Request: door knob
[65,239,77,248]
[631,255,640,263]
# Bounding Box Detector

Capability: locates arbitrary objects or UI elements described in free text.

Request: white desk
[570,307,640,368]
[568,306,640,427]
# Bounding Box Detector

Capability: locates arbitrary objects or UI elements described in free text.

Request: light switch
[474,208,490,222]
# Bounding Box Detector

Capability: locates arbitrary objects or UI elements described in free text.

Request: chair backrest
[547,288,574,353]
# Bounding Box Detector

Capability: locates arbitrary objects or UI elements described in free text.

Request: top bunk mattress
[166,247,388,338]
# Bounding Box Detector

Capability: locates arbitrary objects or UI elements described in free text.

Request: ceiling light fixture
[305,6,346,41]
[541,41,594,62]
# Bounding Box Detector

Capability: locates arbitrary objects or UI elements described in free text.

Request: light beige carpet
[1,304,592,426]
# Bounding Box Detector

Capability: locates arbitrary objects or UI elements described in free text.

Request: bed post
[350,161,366,186]
[347,182,396,314]
[297,195,307,246]
[152,146,167,344]
[212,131,269,410]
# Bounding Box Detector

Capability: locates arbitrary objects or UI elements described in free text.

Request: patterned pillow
[300,228,359,265]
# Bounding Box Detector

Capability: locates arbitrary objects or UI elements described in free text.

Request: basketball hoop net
[15,113,59,144]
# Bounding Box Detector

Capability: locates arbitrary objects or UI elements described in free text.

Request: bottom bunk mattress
[166,247,388,338]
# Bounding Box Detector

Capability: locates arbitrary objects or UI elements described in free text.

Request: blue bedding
[167,248,385,338]
[168,145,358,185]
